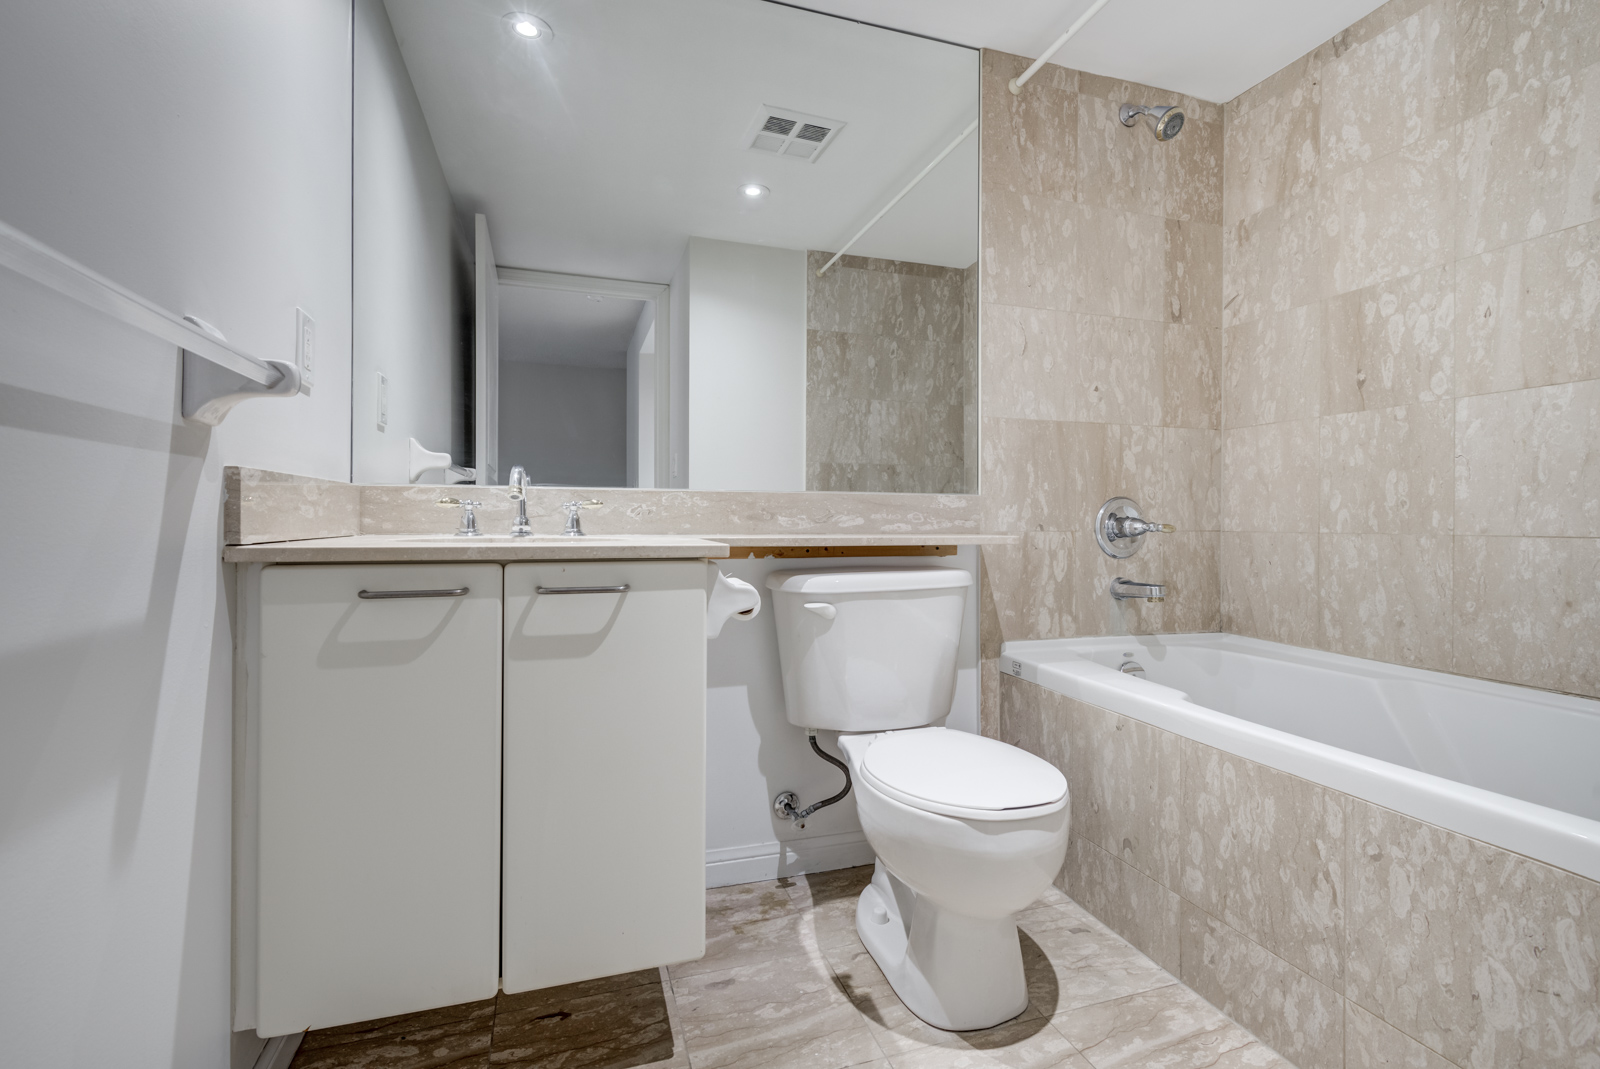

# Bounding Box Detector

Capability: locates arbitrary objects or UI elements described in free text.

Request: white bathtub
[1002,633,1600,883]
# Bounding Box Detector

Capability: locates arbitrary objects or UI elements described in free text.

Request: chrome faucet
[1110,578,1166,603]
[560,499,603,537]
[507,466,532,537]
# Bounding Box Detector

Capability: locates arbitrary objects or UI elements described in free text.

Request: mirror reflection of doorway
[495,271,669,488]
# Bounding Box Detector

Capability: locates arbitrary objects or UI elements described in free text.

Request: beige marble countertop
[222,534,733,563]
[222,531,1018,563]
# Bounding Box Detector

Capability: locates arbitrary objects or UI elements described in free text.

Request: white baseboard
[706,831,876,887]
[253,1031,303,1069]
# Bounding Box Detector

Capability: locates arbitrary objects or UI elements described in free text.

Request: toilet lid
[861,728,1067,812]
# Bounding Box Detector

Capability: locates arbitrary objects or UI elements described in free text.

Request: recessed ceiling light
[504,12,552,40]
[740,184,769,199]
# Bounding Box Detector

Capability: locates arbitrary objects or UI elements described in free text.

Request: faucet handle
[560,499,603,537]
[438,497,484,537]
[1095,497,1173,558]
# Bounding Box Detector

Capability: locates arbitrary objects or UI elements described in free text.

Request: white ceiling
[384,0,980,284]
[382,0,1388,296]
[498,286,647,368]
[788,0,1388,105]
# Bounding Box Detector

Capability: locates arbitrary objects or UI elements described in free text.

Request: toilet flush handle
[803,602,836,620]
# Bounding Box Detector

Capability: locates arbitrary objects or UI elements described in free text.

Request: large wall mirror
[352,0,979,493]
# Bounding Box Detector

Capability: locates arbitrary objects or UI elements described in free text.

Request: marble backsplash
[225,467,985,545]
[225,467,360,544]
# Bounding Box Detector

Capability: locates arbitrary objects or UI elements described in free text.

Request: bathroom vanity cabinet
[248,560,707,1036]
[502,561,706,993]
[255,563,504,1036]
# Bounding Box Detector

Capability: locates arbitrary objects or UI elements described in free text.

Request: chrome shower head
[1119,102,1185,141]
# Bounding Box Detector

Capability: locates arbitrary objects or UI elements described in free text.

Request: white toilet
[766,568,1070,1031]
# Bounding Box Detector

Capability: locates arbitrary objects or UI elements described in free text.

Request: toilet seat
[857,728,1067,821]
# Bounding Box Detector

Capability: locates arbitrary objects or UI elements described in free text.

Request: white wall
[0,2,353,1067]
[704,548,980,886]
[499,363,627,487]
[683,238,807,491]
[625,309,656,488]
[669,249,691,488]
[352,0,461,485]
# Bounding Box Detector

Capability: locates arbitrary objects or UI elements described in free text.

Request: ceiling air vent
[745,106,845,162]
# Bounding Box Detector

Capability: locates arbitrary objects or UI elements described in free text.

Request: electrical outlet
[376,372,388,431]
[296,308,315,394]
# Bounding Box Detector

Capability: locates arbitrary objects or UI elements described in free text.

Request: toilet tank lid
[862,728,1067,811]
[764,568,974,594]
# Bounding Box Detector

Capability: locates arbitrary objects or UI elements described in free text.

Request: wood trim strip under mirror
[722,545,957,559]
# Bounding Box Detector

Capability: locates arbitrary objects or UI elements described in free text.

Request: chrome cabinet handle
[535,584,630,595]
[357,586,469,599]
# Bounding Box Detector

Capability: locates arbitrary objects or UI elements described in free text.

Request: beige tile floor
[670,866,1295,1069]
[291,865,1297,1069]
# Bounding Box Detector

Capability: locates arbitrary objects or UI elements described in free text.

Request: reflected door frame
[495,267,671,488]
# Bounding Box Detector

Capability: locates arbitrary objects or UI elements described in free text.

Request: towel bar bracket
[181,350,301,426]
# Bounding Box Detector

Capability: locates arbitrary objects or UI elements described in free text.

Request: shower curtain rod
[1009,0,1116,94]
[815,0,1115,277]
[815,116,977,278]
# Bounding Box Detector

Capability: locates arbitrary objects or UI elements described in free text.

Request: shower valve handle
[1103,508,1176,542]
[1108,515,1175,540]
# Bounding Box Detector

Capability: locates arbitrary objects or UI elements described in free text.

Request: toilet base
[855,861,1029,1031]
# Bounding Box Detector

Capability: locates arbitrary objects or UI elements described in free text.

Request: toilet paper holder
[706,569,761,637]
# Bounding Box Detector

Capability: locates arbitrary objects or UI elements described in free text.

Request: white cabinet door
[502,561,706,993]
[256,564,502,1036]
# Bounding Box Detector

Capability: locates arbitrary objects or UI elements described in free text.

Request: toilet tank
[765,568,972,731]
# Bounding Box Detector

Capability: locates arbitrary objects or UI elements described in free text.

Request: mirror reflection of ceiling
[790,0,1389,105]
[383,0,979,283]
[498,287,646,369]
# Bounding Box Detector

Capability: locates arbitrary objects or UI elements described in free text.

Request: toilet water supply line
[774,731,853,828]
[814,0,1115,278]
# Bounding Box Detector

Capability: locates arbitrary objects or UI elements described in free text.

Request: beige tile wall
[1000,674,1600,1069]
[983,9,1600,1062]
[976,50,1226,722]
[1218,0,1600,698]
[806,252,973,494]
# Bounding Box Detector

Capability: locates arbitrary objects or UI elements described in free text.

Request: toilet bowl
[766,568,1071,1031]
[841,728,1069,1029]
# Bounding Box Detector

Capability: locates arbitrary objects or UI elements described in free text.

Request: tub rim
[1000,632,1600,884]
